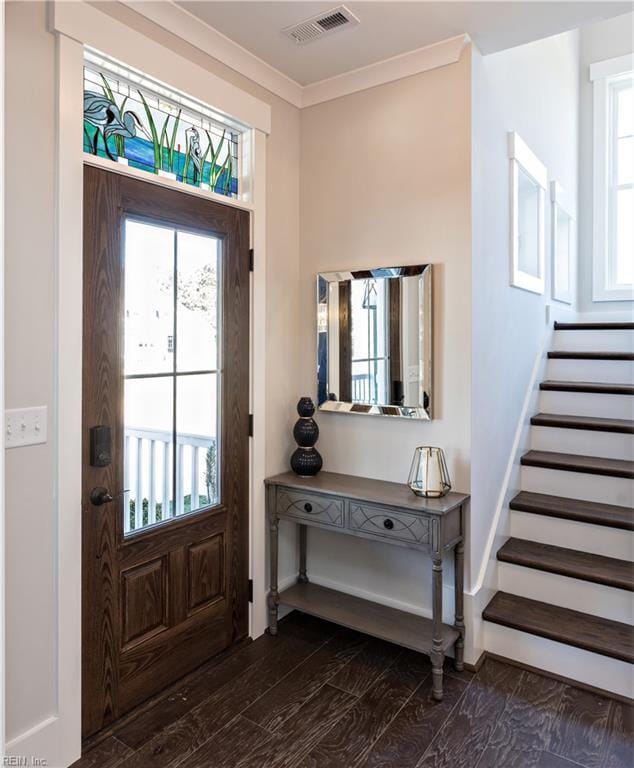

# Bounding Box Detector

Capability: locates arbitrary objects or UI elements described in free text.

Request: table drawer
[349,502,430,546]
[276,488,344,528]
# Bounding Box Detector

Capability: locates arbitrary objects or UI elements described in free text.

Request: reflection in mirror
[317,265,432,419]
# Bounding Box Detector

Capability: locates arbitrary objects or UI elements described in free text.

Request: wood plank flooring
[72,612,633,768]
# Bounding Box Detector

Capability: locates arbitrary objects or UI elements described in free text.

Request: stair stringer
[466,307,561,665]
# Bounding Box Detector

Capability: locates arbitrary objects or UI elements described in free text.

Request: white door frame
[4,3,269,764]
[0,0,6,758]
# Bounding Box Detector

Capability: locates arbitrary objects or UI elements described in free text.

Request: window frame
[508,131,548,295]
[83,49,244,200]
[350,278,390,405]
[551,181,575,305]
[591,54,634,302]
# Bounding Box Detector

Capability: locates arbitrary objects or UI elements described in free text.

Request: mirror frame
[317,264,433,420]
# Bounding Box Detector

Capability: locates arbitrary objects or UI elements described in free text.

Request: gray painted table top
[265,471,469,516]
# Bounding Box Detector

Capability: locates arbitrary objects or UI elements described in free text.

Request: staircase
[483,320,634,698]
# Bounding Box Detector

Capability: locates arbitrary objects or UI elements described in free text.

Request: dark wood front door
[82,166,250,737]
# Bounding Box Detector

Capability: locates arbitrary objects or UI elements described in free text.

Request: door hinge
[248,414,254,437]
[249,248,254,272]
[248,579,254,603]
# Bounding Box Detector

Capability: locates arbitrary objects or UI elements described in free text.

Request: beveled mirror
[317,265,432,419]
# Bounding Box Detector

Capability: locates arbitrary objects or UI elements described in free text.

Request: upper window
[508,132,548,295]
[591,55,634,301]
[608,78,632,286]
[83,49,240,198]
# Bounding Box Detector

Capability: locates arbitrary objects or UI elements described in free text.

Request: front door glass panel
[123,218,221,535]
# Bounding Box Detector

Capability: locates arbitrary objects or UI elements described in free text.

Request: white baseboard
[5,714,79,768]
[484,622,634,699]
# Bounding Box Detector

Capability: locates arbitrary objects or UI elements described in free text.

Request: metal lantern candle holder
[408,446,451,498]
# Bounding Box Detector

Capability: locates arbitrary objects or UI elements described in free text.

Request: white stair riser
[552,330,634,352]
[539,390,634,419]
[531,426,634,460]
[483,622,634,699]
[498,562,633,623]
[510,509,633,560]
[521,465,634,507]
[546,359,634,383]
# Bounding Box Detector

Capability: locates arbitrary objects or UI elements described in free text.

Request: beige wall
[5,1,58,739]
[4,0,301,744]
[297,53,473,620]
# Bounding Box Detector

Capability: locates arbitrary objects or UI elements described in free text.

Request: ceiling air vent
[283,5,360,46]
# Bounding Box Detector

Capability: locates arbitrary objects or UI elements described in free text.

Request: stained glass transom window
[83,50,240,198]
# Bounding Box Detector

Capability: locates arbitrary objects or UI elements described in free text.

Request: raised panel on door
[121,558,169,649]
[188,533,225,615]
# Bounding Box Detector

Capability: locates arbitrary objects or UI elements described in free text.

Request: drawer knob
[304,502,313,513]
[383,518,394,530]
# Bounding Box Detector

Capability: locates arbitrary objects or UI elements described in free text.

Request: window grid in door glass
[123,218,221,535]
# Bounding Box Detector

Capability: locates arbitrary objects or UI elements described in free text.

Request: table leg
[298,524,308,583]
[431,554,444,701]
[267,488,280,635]
[454,539,465,672]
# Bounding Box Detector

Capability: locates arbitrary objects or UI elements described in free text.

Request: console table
[265,471,468,701]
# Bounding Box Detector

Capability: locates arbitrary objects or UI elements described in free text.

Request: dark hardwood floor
[72,612,633,768]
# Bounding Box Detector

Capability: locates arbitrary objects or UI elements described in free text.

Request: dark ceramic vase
[290,397,322,477]
[296,397,315,418]
[293,417,319,447]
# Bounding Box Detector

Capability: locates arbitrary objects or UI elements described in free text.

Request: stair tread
[510,491,634,530]
[548,351,634,360]
[497,537,633,591]
[554,321,634,331]
[531,413,634,434]
[521,449,634,478]
[540,380,634,395]
[483,591,634,663]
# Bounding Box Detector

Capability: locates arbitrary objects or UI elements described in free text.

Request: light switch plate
[5,406,47,448]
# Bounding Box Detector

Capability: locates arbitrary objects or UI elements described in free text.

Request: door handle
[89,487,128,507]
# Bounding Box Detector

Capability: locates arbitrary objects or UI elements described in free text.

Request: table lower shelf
[278,581,459,656]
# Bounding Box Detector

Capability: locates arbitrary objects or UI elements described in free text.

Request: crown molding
[121,1,469,110]
[302,33,469,107]
[123,0,304,107]
[55,0,272,132]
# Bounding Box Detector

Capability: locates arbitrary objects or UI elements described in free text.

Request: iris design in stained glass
[83,57,239,198]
